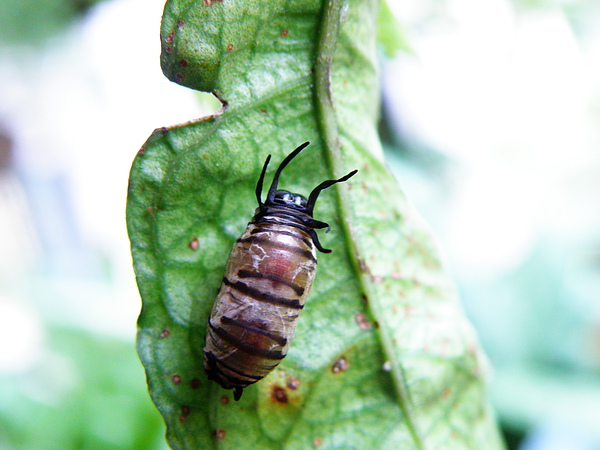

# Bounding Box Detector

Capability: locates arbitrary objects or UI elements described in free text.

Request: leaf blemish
[331,356,349,374]
[281,29,288,37]
[179,59,188,67]
[226,43,234,52]
[180,405,190,423]
[355,312,371,330]
[286,376,300,390]
[220,395,229,405]
[189,238,199,250]
[175,73,184,83]
[160,328,170,338]
[172,374,181,384]
[176,19,184,28]
[357,258,368,273]
[190,378,201,389]
[165,31,175,44]
[313,437,323,447]
[213,428,226,440]
[271,385,288,404]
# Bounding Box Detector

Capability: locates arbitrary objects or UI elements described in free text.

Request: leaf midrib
[312,0,424,447]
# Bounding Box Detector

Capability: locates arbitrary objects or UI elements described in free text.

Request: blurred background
[0,0,598,448]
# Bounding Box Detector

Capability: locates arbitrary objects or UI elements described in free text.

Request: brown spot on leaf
[175,72,184,83]
[286,376,300,390]
[180,405,190,422]
[331,356,349,374]
[281,28,289,37]
[358,258,368,273]
[179,59,188,68]
[355,312,371,330]
[160,328,170,338]
[190,378,201,389]
[177,19,185,28]
[226,43,234,52]
[313,437,323,447]
[189,238,199,250]
[271,385,288,404]
[165,31,175,44]
[214,428,226,440]
[137,145,145,155]
[220,395,229,405]
[172,374,181,384]
[164,46,172,54]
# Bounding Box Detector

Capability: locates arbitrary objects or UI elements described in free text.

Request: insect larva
[203,141,357,401]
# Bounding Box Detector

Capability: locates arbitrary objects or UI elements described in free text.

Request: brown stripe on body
[220,315,288,347]
[221,290,299,323]
[208,320,286,360]
[237,269,305,296]
[204,351,262,388]
[205,351,264,381]
[222,277,304,310]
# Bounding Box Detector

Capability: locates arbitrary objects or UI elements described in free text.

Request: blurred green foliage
[0,327,165,449]
[0,0,106,45]
[377,0,411,57]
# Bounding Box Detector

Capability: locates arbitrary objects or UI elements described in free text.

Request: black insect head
[254,141,357,253]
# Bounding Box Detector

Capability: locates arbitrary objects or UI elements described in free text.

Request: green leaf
[377,0,411,57]
[126,0,505,448]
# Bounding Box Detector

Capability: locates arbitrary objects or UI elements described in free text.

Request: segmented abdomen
[203,222,317,393]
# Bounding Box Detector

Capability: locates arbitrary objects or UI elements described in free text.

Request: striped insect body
[203,142,357,401]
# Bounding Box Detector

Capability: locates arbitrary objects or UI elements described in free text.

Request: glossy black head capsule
[252,141,358,253]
